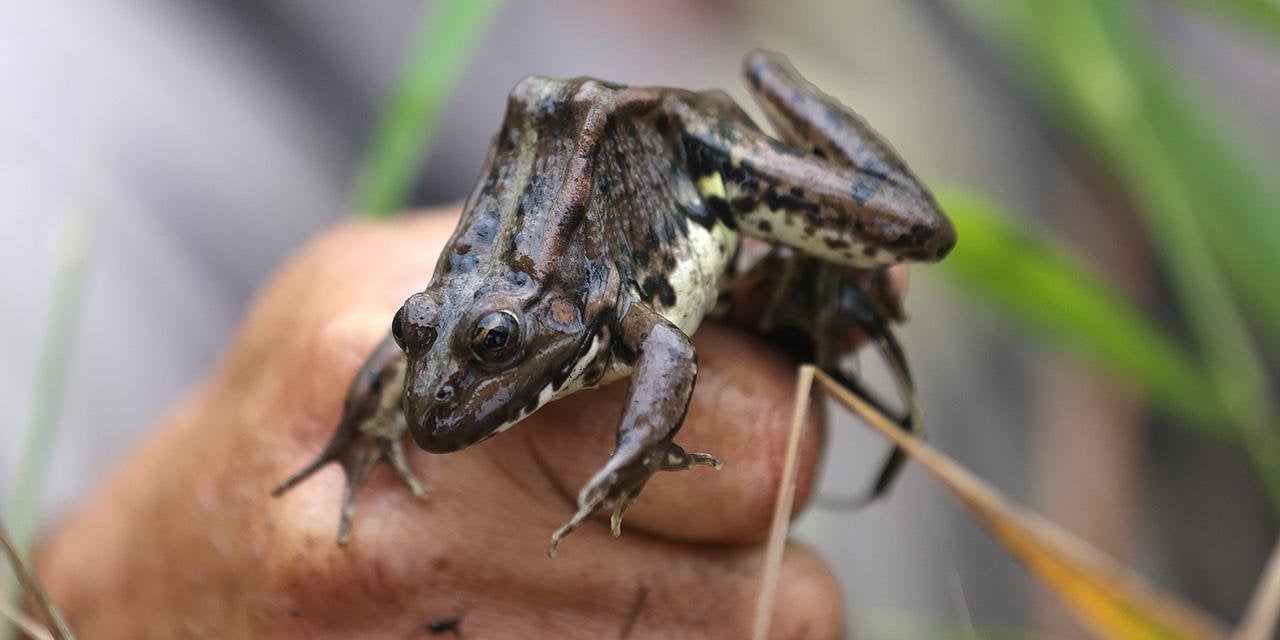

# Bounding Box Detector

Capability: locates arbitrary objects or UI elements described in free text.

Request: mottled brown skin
[275,50,955,554]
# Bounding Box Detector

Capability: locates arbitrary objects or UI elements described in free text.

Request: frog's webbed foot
[547,305,719,557]
[548,441,721,557]
[271,335,425,546]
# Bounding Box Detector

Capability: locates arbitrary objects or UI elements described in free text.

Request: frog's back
[444,75,741,340]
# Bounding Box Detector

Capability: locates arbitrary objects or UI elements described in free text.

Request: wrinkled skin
[35,209,843,639]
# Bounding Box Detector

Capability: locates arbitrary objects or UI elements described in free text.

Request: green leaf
[349,0,504,217]
[950,0,1280,512]
[935,190,1228,432]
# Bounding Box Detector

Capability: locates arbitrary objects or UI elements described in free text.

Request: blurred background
[2,1,1277,637]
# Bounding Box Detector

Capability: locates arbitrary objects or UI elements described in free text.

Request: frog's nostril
[435,385,455,403]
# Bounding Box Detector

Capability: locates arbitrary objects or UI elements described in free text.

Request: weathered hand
[36,207,841,639]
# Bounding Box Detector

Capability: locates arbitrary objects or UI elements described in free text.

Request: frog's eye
[391,306,407,350]
[392,304,437,353]
[470,310,521,364]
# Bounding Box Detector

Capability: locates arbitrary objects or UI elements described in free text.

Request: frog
[272,50,955,557]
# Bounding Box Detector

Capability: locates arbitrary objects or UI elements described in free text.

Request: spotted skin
[273,50,955,553]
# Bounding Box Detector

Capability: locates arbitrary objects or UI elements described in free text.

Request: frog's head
[391,283,598,453]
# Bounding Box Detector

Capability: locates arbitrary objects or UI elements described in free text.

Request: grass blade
[809,365,1229,640]
[936,190,1226,432]
[752,367,815,640]
[349,0,504,217]
[950,0,1280,510]
[1235,534,1280,640]
[1,522,73,639]
[4,214,91,619]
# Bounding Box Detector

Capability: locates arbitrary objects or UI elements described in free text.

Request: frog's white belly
[657,219,739,334]
[593,218,738,389]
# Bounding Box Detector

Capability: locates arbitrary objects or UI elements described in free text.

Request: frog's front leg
[272,335,425,545]
[547,303,721,557]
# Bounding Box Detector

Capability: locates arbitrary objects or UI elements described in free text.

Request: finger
[268,509,843,640]
[256,211,824,546]
[508,321,825,545]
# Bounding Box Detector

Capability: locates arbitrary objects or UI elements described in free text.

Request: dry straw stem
[751,366,815,640]
[753,364,1230,640]
[0,599,52,640]
[1234,534,1280,640]
[0,522,72,640]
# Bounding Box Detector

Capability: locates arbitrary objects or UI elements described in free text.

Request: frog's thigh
[693,137,947,269]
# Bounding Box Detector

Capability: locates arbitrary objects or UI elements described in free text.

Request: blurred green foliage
[4,215,90,639]
[944,0,1280,510]
[351,0,504,217]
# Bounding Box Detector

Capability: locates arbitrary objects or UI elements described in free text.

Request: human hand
[36,207,842,639]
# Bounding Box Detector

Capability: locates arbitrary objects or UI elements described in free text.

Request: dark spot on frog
[641,275,677,307]
[934,233,957,259]
[660,253,676,270]
[823,237,851,250]
[862,245,879,257]
[680,134,723,180]
[707,196,736,229]
[757,220,773,232]
[730,196,756,214]
[511,254,535,275]
[644,228,660,252]
[762,185,816,215]
[654,113,671,136]
[559,199,589,238]
[612,336,637,364]
[767,137,806,158]
[882,222,938,250]
[454,243,471,255]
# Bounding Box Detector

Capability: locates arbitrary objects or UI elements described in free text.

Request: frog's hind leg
[742,49,916,183]
[271,335,425,546]
[548,304,721,557]
[675,50,953,269]
[815,264,920,504]
[737,254,920,503]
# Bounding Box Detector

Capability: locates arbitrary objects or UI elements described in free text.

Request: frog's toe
[383,435,427,500]
[274,421,426,546]
[667,449,723,471]
[546,441,721,557]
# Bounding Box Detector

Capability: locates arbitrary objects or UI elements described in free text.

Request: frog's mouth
[406,400,474,453]
[404,371,525,454]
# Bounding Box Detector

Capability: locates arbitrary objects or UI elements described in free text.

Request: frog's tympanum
[273,51,955,556]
